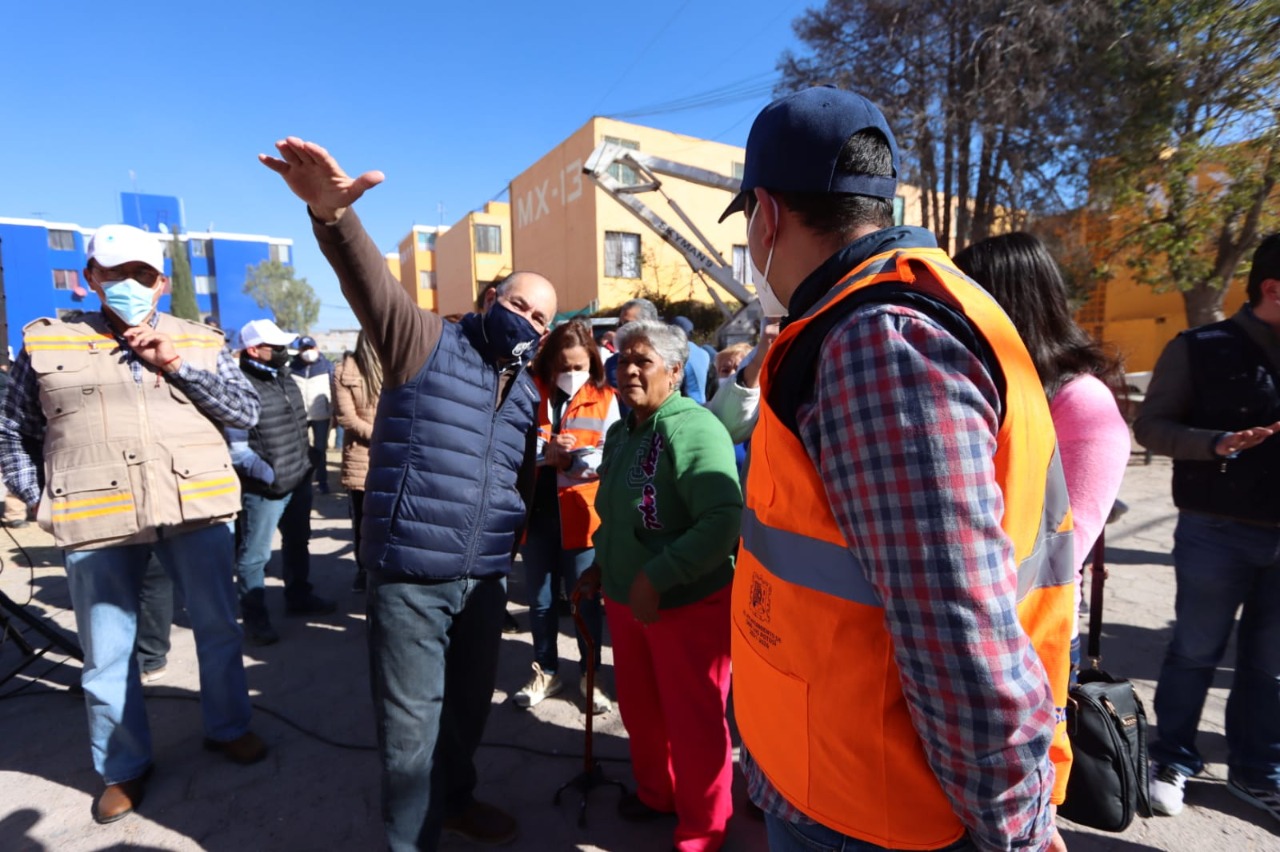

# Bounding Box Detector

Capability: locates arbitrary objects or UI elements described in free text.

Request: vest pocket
[731,616,811,806]
[48,462,138,547]
[173,447,241,523]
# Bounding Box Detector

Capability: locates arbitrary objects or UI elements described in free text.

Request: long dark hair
[530,320,605,392]
[955,232,1124,398]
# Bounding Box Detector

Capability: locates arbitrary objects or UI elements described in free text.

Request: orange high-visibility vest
[732,247,1075,850]
[536,381,616,550]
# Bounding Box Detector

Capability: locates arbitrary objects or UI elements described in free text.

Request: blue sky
[0,1,808,329]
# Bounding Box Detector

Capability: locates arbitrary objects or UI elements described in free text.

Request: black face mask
[265,347,290,369]
[481,299,540,362]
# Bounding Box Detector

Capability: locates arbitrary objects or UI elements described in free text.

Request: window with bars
[474,224,502,255]
[190,239,210,258]
[732,161,745,181]
[604,232,641,279]
[194,275,216,294]
[604,135,640,186]
[48,229,76,251]
[419,270,436,290]
[52,269,79,290]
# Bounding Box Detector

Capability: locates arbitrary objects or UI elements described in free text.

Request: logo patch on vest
[749,573,772,623]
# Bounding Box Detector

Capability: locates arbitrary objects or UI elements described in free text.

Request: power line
[590,0,697,115]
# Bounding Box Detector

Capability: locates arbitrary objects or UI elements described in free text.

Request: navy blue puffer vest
[361,315,538,582]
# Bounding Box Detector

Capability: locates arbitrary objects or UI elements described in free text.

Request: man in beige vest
[0,224,267,825]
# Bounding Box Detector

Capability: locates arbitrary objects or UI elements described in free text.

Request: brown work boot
[443,800,518,846]
[202,731,268,765]
[93,767,152,824]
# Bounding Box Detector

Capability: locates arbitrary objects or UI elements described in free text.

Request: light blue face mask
[101,278,158,326]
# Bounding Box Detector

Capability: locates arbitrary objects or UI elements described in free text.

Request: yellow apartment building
[435,201,512,316]
[396,225,446,311]
[509,117,913,318]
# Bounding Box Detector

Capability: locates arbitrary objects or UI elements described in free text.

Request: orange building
[435,202,511,316]
[395,225,446,311]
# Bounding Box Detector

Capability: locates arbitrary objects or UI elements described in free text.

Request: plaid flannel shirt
[742,302,1057,852]
[0,311,259,506]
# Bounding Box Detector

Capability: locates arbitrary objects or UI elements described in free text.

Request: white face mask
[555,370,590,398]
[748,200,788,316]
[300,349,320,364]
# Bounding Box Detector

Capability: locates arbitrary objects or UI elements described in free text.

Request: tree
[1089,0,1280,328]
[778,0,1113,251]
[167,236,201,322]
[243,259,320,334]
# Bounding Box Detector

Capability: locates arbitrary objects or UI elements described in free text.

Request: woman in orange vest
[512,320,619,715]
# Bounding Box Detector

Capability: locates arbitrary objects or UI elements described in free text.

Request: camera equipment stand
[0,588,82,689]
[554,591,627,826]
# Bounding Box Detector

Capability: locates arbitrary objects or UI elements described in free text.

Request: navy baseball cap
[719,86,900,222]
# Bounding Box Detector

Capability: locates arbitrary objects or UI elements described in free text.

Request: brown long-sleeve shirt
[1134,306,1280,460]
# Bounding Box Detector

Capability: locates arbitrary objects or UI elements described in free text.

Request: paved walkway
[1,454,1277,851]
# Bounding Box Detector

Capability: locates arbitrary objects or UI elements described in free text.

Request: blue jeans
[64,522,252,784]
[521,516,602,676]
[368,574,507,852]
[309,419,330,489]
[1150,512,1280,787]
[235,481,314,616]
[765,814,974,851]
[135,553,173,673]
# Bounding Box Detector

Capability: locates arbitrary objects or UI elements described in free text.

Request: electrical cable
[0,663,632,763]
[590,0,697,116]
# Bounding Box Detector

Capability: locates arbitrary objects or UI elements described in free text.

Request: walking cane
[554,586,627,825]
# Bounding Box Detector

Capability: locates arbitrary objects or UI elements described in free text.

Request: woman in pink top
[956,232,1130,681]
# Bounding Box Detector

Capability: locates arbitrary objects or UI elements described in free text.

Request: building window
[474,224,502,255]
[52,269,80,290]
[194,275,217,294]
[732,245,749,283]
[190,239,210,258]
[731,161,745,181]
[419,270,436,290]
[48,229,76,251]
[604,135,640,186]
[604,232,641,279]
[893,195,905,226]
[417,231,435,251]
[270,244,290,263]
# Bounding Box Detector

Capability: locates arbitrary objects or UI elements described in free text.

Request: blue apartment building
[0,192,292,359]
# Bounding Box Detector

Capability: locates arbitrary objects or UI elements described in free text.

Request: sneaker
[1228,775,1280,823]
[1150,764,1188,816]
[140,666,167,684]
[512,663,562,708]
[285,593,337,616]
[242,614,280,646]
[580,674,612,715]
[501,610,520,634]
[443,800,517,845]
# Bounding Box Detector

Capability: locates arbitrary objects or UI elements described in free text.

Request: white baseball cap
[239,319,297,349]
[86,224,165,272]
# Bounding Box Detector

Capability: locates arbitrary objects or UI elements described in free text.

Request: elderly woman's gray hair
[615,319,689,373]
[617,298,660,323]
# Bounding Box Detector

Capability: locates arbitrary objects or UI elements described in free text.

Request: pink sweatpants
[605,586,734,852]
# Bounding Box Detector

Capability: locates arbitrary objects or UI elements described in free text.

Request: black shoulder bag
[1057,528,1152,831]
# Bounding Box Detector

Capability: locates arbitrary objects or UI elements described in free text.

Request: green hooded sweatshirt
[594,392,743,609]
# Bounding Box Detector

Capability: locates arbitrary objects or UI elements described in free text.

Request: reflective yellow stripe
[51,492,135,511]
[26,334,115,342]
[179,475,237,493]
[52,502,136,523]
[181,484,238,501]
[26,343,118,351]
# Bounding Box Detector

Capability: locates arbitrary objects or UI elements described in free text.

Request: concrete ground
[1,452,1277,851]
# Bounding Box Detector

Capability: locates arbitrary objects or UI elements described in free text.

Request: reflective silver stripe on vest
[741,507,882,606]
[1015,444,1076,599]
[561,416,606,433]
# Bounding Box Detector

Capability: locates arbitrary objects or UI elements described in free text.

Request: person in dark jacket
[1134,234,1280,821]
[291,335,335,493]
[231,319,335,646]
[261,136,558,851]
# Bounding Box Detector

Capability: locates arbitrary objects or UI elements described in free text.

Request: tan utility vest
[25,312,241,551]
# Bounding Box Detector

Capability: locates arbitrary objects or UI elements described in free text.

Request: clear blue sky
[0,1,808,330]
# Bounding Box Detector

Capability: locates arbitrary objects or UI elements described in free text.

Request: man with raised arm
[261,138,556,851]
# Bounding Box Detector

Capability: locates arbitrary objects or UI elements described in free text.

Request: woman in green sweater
[579,319,742,852]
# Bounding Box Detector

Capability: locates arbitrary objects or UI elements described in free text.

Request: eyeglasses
[96,264,162,288]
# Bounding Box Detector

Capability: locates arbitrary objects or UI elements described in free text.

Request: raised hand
[258,137,385,222]
[122,326,179,373]
[1215,420,1280,456]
